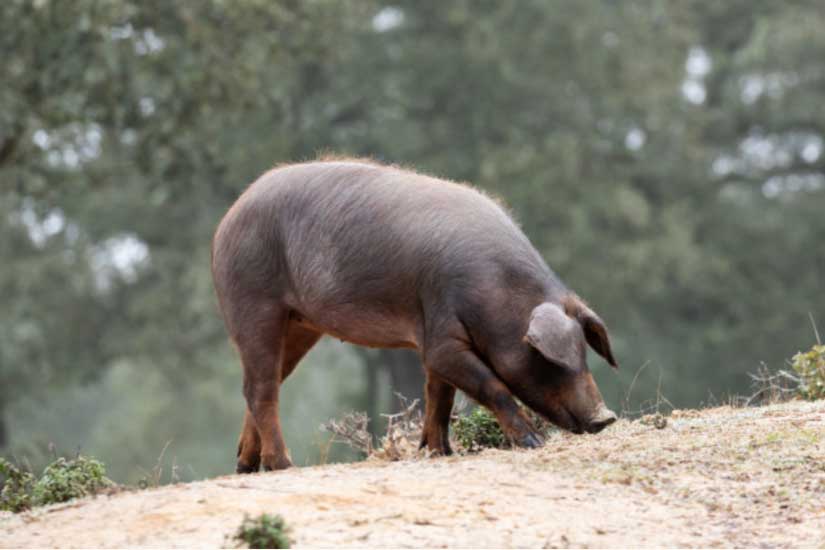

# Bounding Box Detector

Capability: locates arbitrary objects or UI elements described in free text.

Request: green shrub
[232,514,292,549]
[0,455,112,512]
[32,456,112,506]
[0,458,34,512]
[791,344,825,400]
[452,407,507,452]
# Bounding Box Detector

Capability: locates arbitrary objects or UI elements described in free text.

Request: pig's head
[513,298,618,434]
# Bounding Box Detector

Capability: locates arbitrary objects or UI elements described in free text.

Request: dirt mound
[2,400,824,548]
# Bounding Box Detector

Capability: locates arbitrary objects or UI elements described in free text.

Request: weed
[321,394,424,461]
[372,395,423,461]
[452,408,507,452]
[745,363,799,406]
[790,344,825,400]
[451,404,559,453]
[0,454,112,512]
[231,513,292,549]
[744,344,825,404]
[320,411,373,457]
[137,440,178,489]
[32,455,112,506]
[0,458,34,512]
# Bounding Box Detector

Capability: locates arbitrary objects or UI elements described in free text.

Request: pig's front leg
[424,340,543,449]
[420,372,456,455]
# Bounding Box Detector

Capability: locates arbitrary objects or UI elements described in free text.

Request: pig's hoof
[420,433,453,456]
[514,432,544,449]
[261,453,293,471]
[236,460,260,474]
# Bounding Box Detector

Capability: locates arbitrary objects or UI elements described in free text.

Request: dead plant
[320,412,373,457]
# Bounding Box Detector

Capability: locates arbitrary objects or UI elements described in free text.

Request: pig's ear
[524,303,581,368]
[564,296,618,369]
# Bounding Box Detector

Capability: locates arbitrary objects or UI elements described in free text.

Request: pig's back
[261,160,545,273]
[221,160,559,343]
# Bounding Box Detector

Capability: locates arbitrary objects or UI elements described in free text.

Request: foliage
[232,514,292,549]
[452,408,507,452]
[0,455,112,512]
[0,458,34,512]
[451,405,559,452]
[32,455,112,506]
[790,345,825,400]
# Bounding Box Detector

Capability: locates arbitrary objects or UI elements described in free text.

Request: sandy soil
[2,400,824,548]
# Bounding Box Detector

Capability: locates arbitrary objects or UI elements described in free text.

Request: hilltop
[2,400,824,548]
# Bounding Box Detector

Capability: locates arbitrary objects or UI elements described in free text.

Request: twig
[744,365,800,406]
[809,312,821,346]
[320,412,373,455]
[136,440,173,488]
[321,393,425,462]
[622,360,651,415]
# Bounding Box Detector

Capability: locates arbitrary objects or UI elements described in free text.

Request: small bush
[232,513,292,549]
[0,455,112,512]
[32,456,112,506]
[791,344,825,400]
[452,407,507,452]
[0,458,34,512]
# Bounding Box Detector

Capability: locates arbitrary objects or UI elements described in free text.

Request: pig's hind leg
[424,337,542,450]
[236,321,321,473]
[230,305,295,472]
[279,322,322,382]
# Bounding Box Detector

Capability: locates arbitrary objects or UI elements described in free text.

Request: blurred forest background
[1,0,824,483]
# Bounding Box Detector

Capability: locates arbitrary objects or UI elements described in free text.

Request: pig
[211,158,618,473]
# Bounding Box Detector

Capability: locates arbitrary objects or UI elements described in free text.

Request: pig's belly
[289,304,420,350]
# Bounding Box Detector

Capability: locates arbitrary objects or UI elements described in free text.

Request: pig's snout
[584,407,617,434]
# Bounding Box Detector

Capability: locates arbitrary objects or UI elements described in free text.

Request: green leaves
[452,408,507,452]
[31,456,112,507]
[232,514,292,549]
[0,458,34,512]
[791,345,825,401]
[0,455,112,512]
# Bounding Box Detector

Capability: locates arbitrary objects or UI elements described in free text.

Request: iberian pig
[212,158,618,472]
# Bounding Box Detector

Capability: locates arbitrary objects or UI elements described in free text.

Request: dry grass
[2,399,824,548]
[320,394,426,462]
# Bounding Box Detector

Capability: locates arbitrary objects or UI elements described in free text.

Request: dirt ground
[2,400,824,548]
